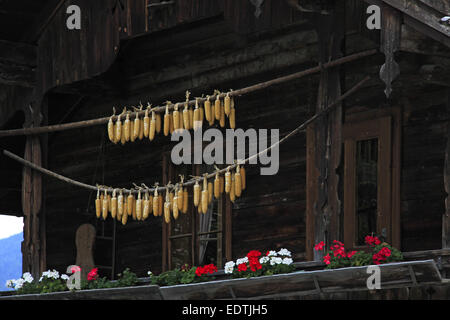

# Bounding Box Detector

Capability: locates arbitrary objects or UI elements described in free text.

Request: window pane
[356,138,378,245]
[171,237,192,268]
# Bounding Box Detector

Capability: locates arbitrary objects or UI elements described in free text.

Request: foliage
[224,248,296,278]
[149,263,218,286]
[314,235,403,269]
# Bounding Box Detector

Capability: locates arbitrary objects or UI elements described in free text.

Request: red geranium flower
[247,250,262,259]
[323,254,331,265]
[365,235,381,246]
[87,268,98,281]
[237,263,248,272]
[314,241,325,251]
[347,251,357,258]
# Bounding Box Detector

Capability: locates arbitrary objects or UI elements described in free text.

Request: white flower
[277,248,291,257]
[22,272,34,283]
[282,257,293,265]
[270,257,283,266]
[236,257,248,265]
[259,256,270,264]
[266,250,277,257]
[147,271,153,276]
[6,279,15,288]
[224,261,235,274]
[61,274,69,281]
[14,278,25,289]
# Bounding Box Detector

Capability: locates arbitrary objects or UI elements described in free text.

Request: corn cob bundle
[143,106,150,138]
[182,188,188,214]
[136,190,142,220]
[111,189,117,219]
[225,168,231,193]
[201,176,208,214]
[143,191,150,220]
[235,164,242,197]
[149,110,156,141]
[193,180,200,207]
[214,173,221,199]
[95,188,101,218]
[102,190,108,220]
[164,102,171,136]
[153,188,159,217]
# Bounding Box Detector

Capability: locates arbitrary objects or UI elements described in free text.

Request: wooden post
[311,4,344,261]
[21,103,43,280]
[444,89,450,249]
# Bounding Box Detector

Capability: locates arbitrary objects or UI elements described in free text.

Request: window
[342,110,401,250]
[306,108,401,258]
[161,153,232,271]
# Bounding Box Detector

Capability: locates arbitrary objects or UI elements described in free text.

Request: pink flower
[70,266,81,273]
[323,254,331,265]
[347,251,357,258]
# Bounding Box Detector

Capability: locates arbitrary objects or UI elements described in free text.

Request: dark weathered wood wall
[41,1,450,278]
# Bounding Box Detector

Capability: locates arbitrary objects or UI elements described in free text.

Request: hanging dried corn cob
[183,91,191,130]
[208,181,213,204]
[225,168,231,193]
[177,184,183,210]
[230,173,236,203]
[108,108,116,143]
[215,92,221,120]
[229,97,236,129]
[214,172,220,199]
[136,189,142,220]
[95,188,101,218]
[188,107,194,130]
[117,189,124,219]
[193,179,200,207]
[138,104,144,140]
[224,92,231,116]
[143,191,150,220]
[219,175,224,194]
[133,107,141,141]
[182,187,188,214]
[115,111,123,144]
[153,186,159,217]
[124,112,131,142]
[201,175,208,214]
[204,95,211,122]
[219,101,225,128]
[172,192,179,220]
[127,191,134,217]
[173,103,180,131]
[102,189,108,220]
[111,189,117,219]
[240,165,246,190]
[143,104,150,138]
[193,98,201,131]
[164,102,171,136]
[121,205,128,225]
[149,109,156,141]
[235,164,242,197]
[130,119,136,143]
[169,189,174,210]
[155,110,162,134]
[164,188,171,224]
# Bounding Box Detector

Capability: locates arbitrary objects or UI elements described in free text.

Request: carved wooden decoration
[75,224,96,280]
[380,4,402,98]
[249,0,264,18]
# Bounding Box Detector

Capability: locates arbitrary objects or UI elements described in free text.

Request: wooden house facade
[0,0,449,297]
